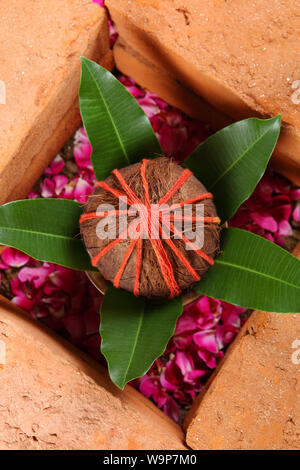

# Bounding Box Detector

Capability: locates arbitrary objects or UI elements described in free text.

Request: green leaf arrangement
[0,56,296,389]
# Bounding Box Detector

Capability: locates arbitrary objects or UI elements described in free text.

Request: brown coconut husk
[81,157,220,298]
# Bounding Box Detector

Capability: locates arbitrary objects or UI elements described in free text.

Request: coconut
[80,157,220,298]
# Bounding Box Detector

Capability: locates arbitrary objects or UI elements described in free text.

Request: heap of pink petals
[1,72,299,422]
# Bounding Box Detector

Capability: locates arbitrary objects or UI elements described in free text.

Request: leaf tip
[110,373,126,390]
[80,56,89,66]
[269,113,282,131]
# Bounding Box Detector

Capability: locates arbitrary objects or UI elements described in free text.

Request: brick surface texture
[0,297,187,450]
[184,243,300,450]
[107,0,300,184]
[0,0,113,204]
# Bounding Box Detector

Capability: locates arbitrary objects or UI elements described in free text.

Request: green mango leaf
[100,286,183,389]
[184,116,281,222]
[194,227,300,313]
[0,199,94,271]
[79,57,162,181]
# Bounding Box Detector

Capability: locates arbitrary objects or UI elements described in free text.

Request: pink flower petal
[0,259,8,269]
[74,142,92,169]
[45,154,65,176]
[174,313,197,335]
[62,184,74,199]
[172,334,192,349]
[27,191,39,199]
[184,369,206,384]
[74,127,90,145]
[139,376,158,398]
[41,178,55,198]
[291,189,300,201]
[278,220,292,237]
[251,212,278,232]
[1,247,30,268]
[271,203,292,222]
[74,177,94,203]
[18,266,53,289]
[53,175,69,196]
[193,330,219,354]
[175,351,193,376]
[216,325,237,349]
[198,349,217,369]
[160,362,179,392]
[293,203,300,222]
[138,96,160,118]
[12,295,33,312]
[163,397,180,423]
[222,304,242,328]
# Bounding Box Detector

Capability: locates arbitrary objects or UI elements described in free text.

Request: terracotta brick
[113,39,232,130]
[0,0,113,204]
[0,296,187,450]
[106,0,300,184]
[184,243,300,450]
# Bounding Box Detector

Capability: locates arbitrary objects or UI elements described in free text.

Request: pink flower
[193,296,222,329]
[216,325,236,349]
[74,127,90,145]
[197,349,217,369]
[61,183,75,200]
[278,220,292,237]
[135,293,246,418]
[119,75,210,162]
[27,191,39,199]
[118,75,145,99]
[45,155,65,176]
[250,213,278,232]
[230,168,298,247]
[74,177,94,203]
[11,277,36,312]
[163,397,180,422]
[139,375,160,398]
[1,247,29,268]
[293,203,300,222]
[49,266,78,293]
[53,175,69,196]
[18,265,53,289]
[138,95,160,118]
[221,303,242,328]
[160,361,180,392]
[40,178,55,198]
[73,141,92,170]
[193,330,219,354]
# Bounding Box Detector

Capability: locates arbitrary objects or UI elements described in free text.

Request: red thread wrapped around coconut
[80,157,220,298]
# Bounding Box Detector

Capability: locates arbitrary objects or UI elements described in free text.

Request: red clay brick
[0,296,187,450]
[184,243,300,450]
[107,0,300,184]
[0,0,113,204]
[114,39,232,130]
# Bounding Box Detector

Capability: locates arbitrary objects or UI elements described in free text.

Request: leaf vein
[216,259,300,290]
[84,62,130,165]
[209,125,274,190]
[123,304,145,382]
